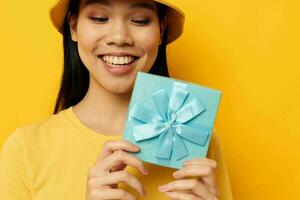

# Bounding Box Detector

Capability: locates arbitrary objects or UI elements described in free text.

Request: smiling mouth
[98,55,139,67]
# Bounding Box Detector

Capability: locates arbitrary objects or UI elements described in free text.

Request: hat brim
[49,0,185,44]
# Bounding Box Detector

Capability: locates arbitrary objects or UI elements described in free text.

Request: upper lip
[100,52,139,58]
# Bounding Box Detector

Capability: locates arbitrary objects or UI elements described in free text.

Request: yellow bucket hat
[49,0,185,44]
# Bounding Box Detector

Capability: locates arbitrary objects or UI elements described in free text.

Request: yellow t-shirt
[0,107,233,200]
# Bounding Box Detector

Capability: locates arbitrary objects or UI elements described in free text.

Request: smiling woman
[53,0,170,113]
[0,0,233,199]
[66,0,165,97]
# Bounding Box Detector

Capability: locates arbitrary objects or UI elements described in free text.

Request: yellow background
[0,0,299,199]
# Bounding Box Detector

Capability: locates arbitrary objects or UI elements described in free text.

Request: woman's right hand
[86,140,148,200]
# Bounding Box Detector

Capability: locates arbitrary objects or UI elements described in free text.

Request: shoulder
[19,109,67,134]
[2,109,69,152]
[207,129,234,200]
[207,128,225,160]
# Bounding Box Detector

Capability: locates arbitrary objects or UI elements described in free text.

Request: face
[69,0,167,94]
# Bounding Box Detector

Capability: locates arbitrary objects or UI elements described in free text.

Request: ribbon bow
[130,81,210,161]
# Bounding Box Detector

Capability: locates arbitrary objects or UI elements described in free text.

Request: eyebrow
[129,2,156,12]
[85,0,110,6]
[84,0,157,12]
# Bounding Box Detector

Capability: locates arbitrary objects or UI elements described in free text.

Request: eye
[132,19,151,25]
[89,17,109,23]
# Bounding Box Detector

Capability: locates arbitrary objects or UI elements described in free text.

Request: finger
[183,158,217,169]
[173,165,217,196]
[98,150,148,175]
[159,179,212,199]
[97,140,140,162]
[182,158,217,183]
[110,162,127,172]
[163,191,203,200]
[88,171,146,196]
[88,188,137,200]
[173,165,214,179]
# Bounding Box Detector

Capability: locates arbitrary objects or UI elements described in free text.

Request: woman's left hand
[158,158,218,200]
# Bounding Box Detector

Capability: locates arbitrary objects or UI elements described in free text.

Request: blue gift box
[123,72,222,169]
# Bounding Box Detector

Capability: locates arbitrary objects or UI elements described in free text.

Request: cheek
[133,26,161,55]
[76,21,103,69]
[77,22,99,51]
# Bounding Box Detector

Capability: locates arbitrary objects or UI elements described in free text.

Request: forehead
[81,0,158,12]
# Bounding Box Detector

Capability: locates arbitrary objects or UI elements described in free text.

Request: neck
[72,80,132,136]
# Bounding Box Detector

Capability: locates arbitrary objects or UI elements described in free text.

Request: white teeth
[113,57,118,64]
[102,55,135,66]
[120,57,124,64]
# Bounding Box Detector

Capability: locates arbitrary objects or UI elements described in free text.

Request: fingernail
[173,171,180,178]
[141,188,147,196]
[164,192,173,197]
[143,169,149,175]
[158,185,168,192]
[133,145,140,151]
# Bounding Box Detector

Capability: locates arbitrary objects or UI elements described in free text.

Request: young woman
[0,0,233,199]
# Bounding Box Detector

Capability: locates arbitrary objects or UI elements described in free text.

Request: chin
[103,81,134,95]
[112,87,133,94]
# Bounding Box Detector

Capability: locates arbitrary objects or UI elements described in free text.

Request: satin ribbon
[130,81,210,160]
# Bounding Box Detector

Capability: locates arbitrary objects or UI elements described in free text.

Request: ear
[68,12,78,42]
[159,16,167,45]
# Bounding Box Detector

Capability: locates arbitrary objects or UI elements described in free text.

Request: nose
[105,19,135,47]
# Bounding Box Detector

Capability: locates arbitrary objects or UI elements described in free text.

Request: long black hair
[53,0,169,114]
